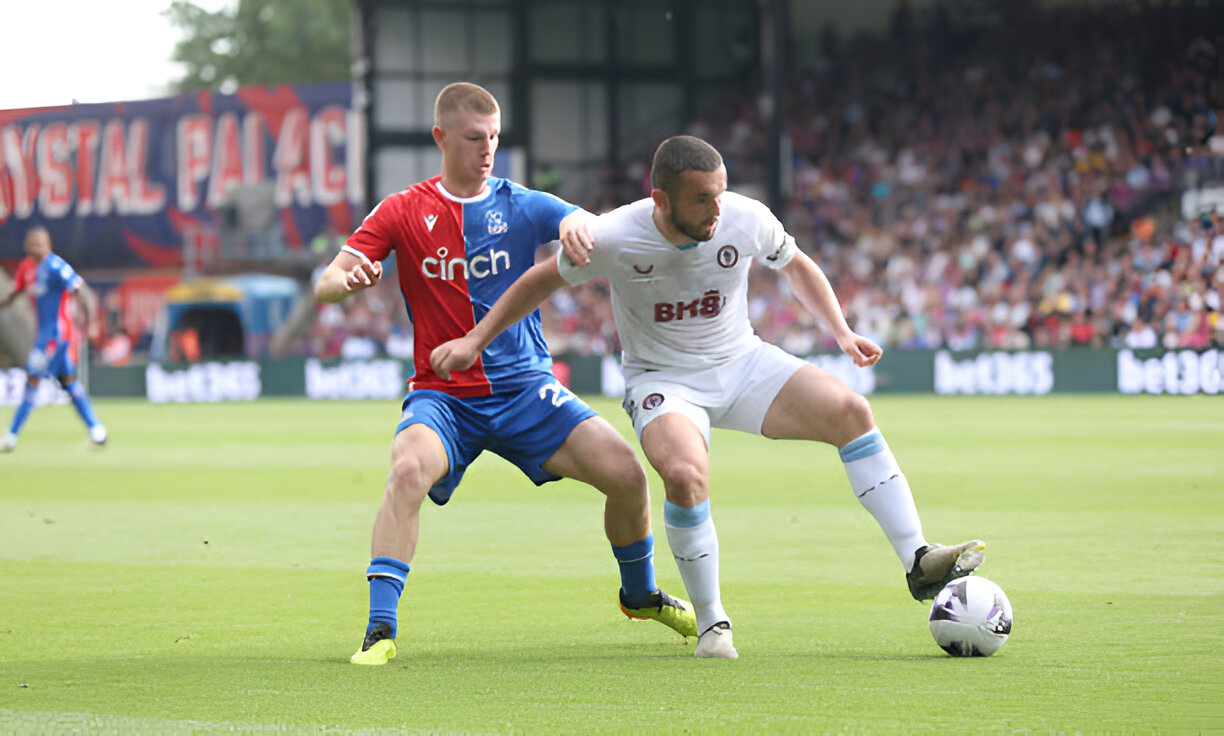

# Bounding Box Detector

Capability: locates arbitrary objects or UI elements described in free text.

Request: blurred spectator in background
[99,326,134,366]
[311,225,344,260]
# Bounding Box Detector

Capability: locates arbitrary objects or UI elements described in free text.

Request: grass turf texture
[1,395,1221,734]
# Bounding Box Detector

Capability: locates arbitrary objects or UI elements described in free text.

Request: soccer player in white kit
[432,135,985,659]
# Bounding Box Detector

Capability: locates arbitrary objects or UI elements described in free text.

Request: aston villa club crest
[642,393,665,410]
[486,210,508,235]
[717,245,739,268]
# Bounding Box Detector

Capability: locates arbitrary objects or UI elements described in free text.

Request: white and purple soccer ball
[928,576,1013,657]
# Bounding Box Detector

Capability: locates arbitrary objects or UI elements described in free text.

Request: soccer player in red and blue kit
[1,226,107,452]
[314,82,696,665]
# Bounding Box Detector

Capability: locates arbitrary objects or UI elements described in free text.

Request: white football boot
[89,424,108,447]
[694,621,737,659]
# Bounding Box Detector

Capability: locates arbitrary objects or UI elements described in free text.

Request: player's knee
[386,452,436,500]
[840,392,876,437]
[590,442,649,497]
[657,457,707,502]
[614,452,650,496]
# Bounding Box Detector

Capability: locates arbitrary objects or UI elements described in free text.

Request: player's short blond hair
[434,83,500,128]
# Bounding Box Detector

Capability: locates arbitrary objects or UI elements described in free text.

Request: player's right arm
[313,247,383,303]
[558,208,596,266]
[430,258,567,380]
[314,198,396,303]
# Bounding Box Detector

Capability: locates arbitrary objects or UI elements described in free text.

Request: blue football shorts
[395,371,598,506]
[27,342,76,379]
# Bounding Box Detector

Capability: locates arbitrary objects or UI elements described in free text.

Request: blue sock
[8,386,37,435]
[366,557,409,638]
[64,381,100,429]
[612,534,658,608]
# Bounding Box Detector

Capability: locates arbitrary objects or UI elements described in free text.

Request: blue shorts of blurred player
[27,342,77,380]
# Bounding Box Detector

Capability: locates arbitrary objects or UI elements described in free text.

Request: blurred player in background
[432,135,986,659]
[313,83,696,665]
[0,227,107,452]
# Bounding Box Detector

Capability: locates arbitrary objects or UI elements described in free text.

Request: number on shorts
[539,380,575,407]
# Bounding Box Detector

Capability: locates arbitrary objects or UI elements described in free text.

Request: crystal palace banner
[0,82,362,269]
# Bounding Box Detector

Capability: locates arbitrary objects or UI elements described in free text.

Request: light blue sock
[663,499,710,529]
[64,380,100,429]
[612,535,658,608]
[366,557,410,638]
[8,385,37,435]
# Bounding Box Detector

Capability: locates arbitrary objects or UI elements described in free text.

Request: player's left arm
[70,279,101,341]
[779,251,882,367]
[430,258,568,380]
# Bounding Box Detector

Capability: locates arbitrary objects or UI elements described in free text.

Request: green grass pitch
[1,394,1221,733]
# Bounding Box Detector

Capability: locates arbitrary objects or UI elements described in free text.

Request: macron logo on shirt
[424,214,438,232]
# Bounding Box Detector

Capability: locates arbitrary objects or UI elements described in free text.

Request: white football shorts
[621,341,807,445]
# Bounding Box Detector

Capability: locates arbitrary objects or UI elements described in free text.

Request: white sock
[664,500,728,634]
[840,428,927,571]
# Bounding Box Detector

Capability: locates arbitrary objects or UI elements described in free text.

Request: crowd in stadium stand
[312,2,1223,361]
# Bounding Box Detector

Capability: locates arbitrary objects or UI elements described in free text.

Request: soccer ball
[928,576,1013,657]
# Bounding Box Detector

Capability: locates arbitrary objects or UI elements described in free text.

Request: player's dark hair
[650,136,723,197]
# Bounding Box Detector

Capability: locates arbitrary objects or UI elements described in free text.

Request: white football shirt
[557,192,797,371]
